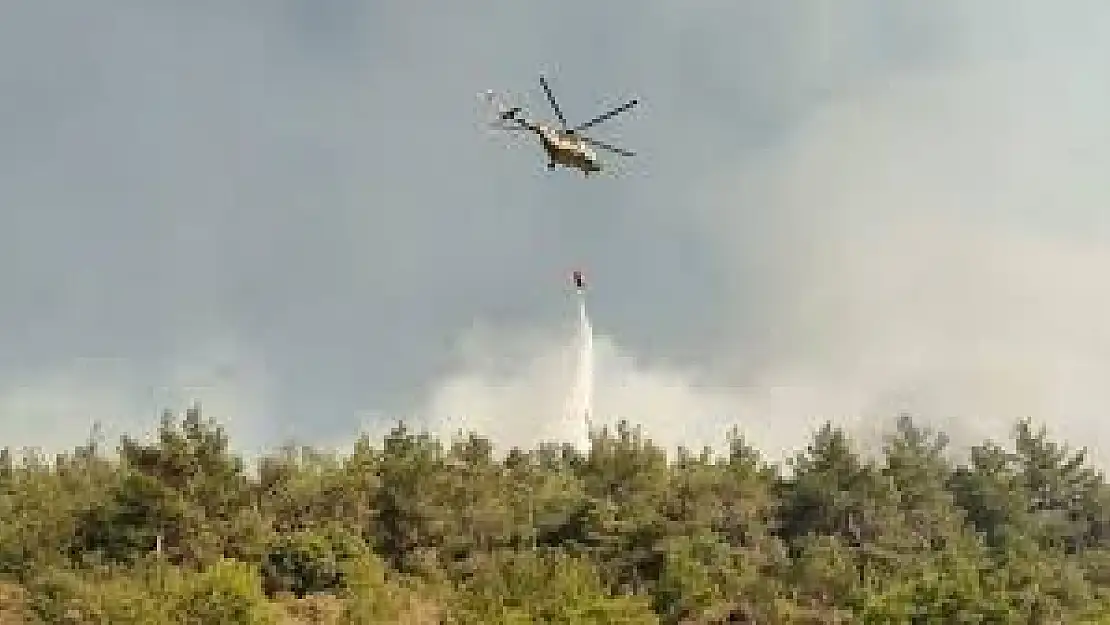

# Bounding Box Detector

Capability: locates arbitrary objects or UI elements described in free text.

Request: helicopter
[482,75,638,176]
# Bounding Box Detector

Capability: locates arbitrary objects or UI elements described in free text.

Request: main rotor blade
[539,75,568,129]
[573,99,638,133]
[582,136,634,158]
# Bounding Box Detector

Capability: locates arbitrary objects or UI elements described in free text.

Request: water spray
[565,269,594,451]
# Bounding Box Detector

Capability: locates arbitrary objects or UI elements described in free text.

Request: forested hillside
[2,406,1110,623]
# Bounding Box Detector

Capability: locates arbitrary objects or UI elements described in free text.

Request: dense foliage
[3,405,1110,623]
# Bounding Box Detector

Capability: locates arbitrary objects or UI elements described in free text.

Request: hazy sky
[3,2,1110,463]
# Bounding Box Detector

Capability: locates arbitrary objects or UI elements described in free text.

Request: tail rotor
[479,89,526,132]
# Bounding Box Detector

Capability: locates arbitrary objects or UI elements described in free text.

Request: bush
[261,526,367,597]
[169,558,278,625]
[451,550,659,625]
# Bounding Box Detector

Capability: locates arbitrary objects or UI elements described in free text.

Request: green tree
[71,470,188,566]
[778,423,895,546]
[256,443,378,537]
[372,422,454,576]
[8,404,1110,623]
[572,421,671,594]
[118,405,265,567]
[0,443,118,579]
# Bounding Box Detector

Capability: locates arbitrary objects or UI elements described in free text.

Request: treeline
[2,406,1110,623]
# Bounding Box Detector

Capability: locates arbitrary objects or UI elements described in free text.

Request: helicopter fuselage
[534,122,601,174]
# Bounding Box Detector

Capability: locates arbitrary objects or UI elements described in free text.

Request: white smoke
[418,314,775,460]
[421,290,593,453]
[418,34,1110,466]
[418,286,752,458]
[420,302,581,451]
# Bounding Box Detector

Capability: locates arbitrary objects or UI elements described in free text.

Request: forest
[2,405,1110,624]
